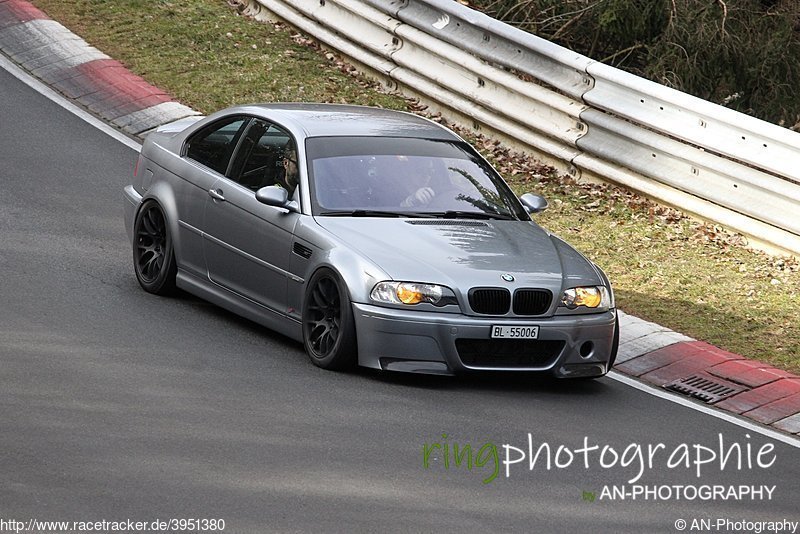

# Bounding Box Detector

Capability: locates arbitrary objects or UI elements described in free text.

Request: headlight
[370,281,458,307]
[560,286,613,310]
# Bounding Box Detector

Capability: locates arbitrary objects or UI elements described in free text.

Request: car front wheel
[302,269,357,370]
[133,200,177,295]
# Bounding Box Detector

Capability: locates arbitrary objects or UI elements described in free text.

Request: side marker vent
[293,242,313,259]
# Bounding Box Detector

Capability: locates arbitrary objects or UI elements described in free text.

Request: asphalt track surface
[1,65,799,533]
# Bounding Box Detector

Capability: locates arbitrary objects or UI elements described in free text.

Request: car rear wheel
[133,200,177,295]
[302,269,357,370]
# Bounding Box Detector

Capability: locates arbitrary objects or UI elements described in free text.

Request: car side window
[185,117,249,175]
[228,121,298,196]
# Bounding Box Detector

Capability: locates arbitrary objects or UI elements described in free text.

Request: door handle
[208,188,225,201]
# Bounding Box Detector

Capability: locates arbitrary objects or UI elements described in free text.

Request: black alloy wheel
[302,269,357,370]
[133,200,177,295]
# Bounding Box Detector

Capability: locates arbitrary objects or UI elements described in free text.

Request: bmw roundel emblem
[501,274,515,282]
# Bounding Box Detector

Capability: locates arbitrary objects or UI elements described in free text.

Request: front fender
[312,246,391,304]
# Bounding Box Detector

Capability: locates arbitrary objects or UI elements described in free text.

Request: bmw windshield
[305,136,528,220]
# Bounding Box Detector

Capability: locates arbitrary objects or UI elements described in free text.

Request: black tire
[133,200,177,295]
[302,269,357,370]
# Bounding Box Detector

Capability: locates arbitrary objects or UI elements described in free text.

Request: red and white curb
[0,0,198,136]
[2,0,798,438]
[616,312,800,435]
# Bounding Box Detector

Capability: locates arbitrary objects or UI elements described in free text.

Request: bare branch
[668,0,678,28]
[600,43,646,65]
[715,0,728,36]
[551,10,587,41]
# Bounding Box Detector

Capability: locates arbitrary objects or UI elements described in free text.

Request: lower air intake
[456,339,565,368]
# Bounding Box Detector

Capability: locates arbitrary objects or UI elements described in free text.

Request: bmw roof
[215,103,460,140]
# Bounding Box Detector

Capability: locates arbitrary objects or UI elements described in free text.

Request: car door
[179,115,250,278]
[202,119,300,316]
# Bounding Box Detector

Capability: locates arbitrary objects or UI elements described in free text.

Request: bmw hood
[315,217,604,295]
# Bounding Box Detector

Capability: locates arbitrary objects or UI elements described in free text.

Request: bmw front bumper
[352,303,617,378]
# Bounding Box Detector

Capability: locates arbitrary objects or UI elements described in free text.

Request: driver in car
[400,158,447,208]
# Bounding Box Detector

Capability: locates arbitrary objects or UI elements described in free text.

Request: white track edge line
[1,53,142,152]
[609,371,800,448]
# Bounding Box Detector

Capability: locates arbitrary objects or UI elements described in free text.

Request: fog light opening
[579,341,594,358]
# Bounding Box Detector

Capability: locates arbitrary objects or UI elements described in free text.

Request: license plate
[491,325,539,339]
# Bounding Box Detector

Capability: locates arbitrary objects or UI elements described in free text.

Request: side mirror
[256,185,298,212]
[519,193,548,214]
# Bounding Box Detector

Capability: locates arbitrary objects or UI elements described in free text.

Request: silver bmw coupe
[124,103,618,378]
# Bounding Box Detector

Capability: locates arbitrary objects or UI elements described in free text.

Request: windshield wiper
[429,210,517,221]
[317,210,421,218]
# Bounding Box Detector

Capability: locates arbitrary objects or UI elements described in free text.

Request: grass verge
[30,0,800,373]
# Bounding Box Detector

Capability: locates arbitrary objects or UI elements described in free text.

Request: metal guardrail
[245,0,800,256]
